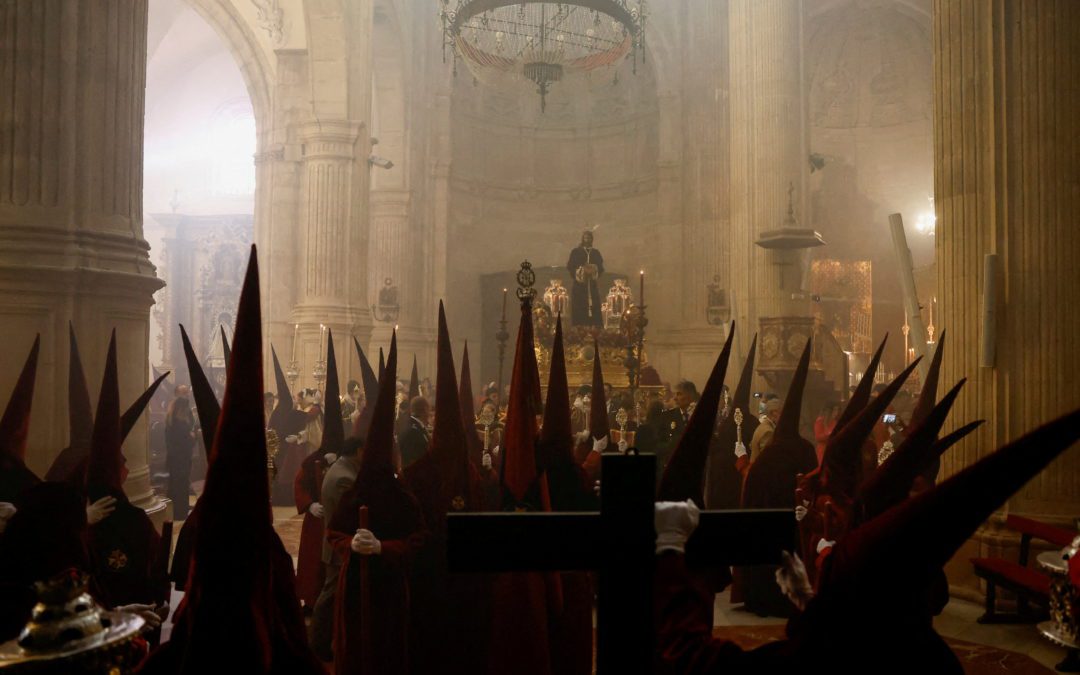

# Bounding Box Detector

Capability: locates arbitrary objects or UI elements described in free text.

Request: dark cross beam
[447,451,796,675]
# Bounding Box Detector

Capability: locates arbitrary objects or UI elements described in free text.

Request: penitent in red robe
[328,476,424,675]
[294,450,329,609]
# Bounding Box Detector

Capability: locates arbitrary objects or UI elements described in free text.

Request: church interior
[0,0,1078,672]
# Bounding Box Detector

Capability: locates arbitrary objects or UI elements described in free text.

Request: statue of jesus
[566,230,605,327]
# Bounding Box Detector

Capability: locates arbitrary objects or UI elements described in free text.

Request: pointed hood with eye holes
[588,338,610,443]
[318,330,344,459]
[408,356,420,401]
[706,333,759,509]
[658,323,735,505]
[403,302,484,524]
[791,405,1080,672]
[180,324,220,458]
[0,336,41,503]
[144,245,324,675]
[378,348,386,384]
[268,347,304,442]
[832,335,888,434]
[500,297,547,507]
[84,331,126,502]
[352,337,380,440]
[741,338,818,509]
[220,326,231,368]
[359,331,400,480]
[459,341,484,464]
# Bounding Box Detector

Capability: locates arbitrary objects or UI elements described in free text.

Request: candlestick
[639,270,645,306]
[291,323,299,362]
[501,288,508,320]
[319,324,326,357]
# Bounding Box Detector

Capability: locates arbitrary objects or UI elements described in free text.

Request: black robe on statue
[566,246,604,327]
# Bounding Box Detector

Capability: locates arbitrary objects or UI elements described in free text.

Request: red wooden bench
[970,515,1075,624]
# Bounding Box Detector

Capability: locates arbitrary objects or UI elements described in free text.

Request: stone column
[934,0,1080,596]
[290,119,371,389]
[0,0,163,511]
[728,0,811,357]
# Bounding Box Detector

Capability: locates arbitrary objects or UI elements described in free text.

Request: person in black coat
[398,396,431,469]
[164,386,197,520]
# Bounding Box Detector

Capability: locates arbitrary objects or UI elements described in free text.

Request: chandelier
[440,0,648,112]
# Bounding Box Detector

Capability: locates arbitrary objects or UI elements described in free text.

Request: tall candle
[320,324,326,356]
[291,323,299,362]
[501,288,508,319]
[639,270,645,306]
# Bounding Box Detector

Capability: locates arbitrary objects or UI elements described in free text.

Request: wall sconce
[372,277,401,323]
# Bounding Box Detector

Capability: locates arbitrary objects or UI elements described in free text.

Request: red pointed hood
[378,348,386,383]
[0,336,42,502]
[351,337,380,440]
[67,324,94,451]
[86,331,126,502]
[319,330,345,457]
[408,356,420,400]
[833,334,888,432]
[658,323,735,503]
[168,244,322,673]
[589,338,610,442]
[853,379,970,523]
[776,338,813,439]
[910,330,946,430]
[427,302,468,465]
[502,299,545,505]
[818,406,1080,618]
[220,325,232,368]
[360,331,399,478]
[539,315,574,468]
[816,356,922,499]
[459,341,483,460]
[180,324,220,457]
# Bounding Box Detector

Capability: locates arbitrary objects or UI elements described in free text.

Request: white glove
[617,439,628,453]
[86,496,118,525]
[655,499,701,555]
[794,500,809,522]
[309,502,325,519]
[352,528,382,555]
[593,480,601,497]
[576,430,591,443]
[775,551,814,611]
[734,441,747,459]
[0,502,15,534]
[482,453,493,470]
[285,435,299,444]
[116,603,164,630]
[816,538,835,555]
[298,430,308,443]
[491,445,500,456]
[592,435,609,453]
[323,453,338,466]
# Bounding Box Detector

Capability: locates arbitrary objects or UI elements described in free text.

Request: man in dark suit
[657,380,699,473]
[308,436,362,661]
[399,396,431,469]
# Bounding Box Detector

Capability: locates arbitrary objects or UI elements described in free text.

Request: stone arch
[181,0,273,148]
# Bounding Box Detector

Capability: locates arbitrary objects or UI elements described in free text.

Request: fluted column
[728,0,810,353]
[934,0,1080,596]
[0,0,163,512]
[290,120,371,389]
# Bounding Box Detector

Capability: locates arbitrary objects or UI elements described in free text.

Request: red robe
[402,457,491,675]
[87,499,163,608]
[328,475,424,675]
[294,451,328,609]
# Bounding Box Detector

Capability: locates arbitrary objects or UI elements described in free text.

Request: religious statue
[566,229,605,327]
[542,278,570,317]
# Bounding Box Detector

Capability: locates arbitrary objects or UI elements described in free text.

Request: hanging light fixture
[439,0,647,112]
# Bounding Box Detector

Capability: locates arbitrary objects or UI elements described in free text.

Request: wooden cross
[447,451,795,675]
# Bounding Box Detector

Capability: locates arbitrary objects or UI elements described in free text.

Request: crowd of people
[0,245,1077,674]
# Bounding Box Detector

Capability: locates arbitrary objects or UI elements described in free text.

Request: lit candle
[929,297,935,326]
[320,324,326,356]
[639,270,645,306]
[501,288,508,320]
[291,323,299,362]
